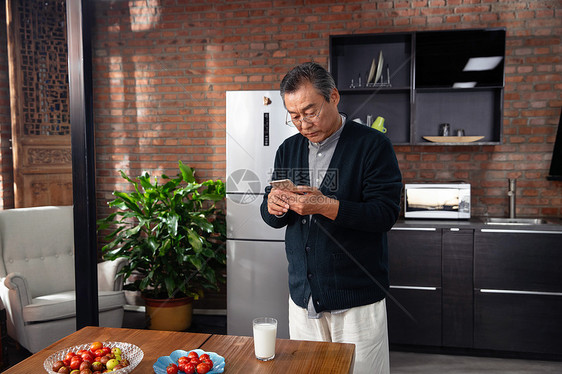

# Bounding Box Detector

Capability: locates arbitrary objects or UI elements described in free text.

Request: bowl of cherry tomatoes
[43,341,143,374]
[153,349,225,374]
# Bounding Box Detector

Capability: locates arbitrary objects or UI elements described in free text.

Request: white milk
[253,322,277,360]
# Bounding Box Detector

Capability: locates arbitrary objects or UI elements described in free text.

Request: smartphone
[270,179,298,191]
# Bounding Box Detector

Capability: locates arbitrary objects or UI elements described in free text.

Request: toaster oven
[404,183,471,219]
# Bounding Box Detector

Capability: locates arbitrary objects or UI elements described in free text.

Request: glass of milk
[252,317,277,361]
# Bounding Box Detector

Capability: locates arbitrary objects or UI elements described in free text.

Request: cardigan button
[301,218,307,224]
[305,246,311,252]
[307,273,313,279]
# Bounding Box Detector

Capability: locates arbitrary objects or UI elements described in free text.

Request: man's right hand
[267,188,291,216]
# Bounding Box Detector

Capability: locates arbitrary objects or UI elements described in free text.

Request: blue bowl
[153,349,225,374]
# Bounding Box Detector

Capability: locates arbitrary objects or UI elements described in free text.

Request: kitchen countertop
[393,217,562,231]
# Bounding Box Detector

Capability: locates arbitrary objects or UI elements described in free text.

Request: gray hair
[280,62,336,105]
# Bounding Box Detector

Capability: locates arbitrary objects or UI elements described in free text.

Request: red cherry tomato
[90,341,103,353]
[178,356,189,364]
[199,353,211,362]
[166,363,179,374]
[190,357,201,366]
[65,352,76,361]
[178,362,186,372]
[187,351,199,359]
[101,346,112,356]
[70,357,82,370]
[197,361,213,374]
[93,348,105,357]
[81,352,95,362]
[183,362,196,374]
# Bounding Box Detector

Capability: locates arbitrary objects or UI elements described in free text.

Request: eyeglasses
[285,100,325,127]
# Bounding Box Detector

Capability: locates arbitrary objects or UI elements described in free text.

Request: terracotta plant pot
[143,296,193,331]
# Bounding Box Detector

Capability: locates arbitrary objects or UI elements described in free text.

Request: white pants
[289,297,390,374]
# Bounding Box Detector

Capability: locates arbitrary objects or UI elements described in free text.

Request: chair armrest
[0,272,33,350]
[2,273,32,307]
[97,258,128,291]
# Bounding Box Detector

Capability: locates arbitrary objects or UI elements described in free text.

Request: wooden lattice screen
[19,0,70,136]
[7,0,72,207]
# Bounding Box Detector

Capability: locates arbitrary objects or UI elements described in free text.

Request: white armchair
[0,206,127,353]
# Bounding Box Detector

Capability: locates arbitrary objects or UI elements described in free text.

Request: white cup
[253,317,277,361]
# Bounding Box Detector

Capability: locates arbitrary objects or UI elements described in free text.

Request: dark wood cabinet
[329,28,506,145]
[388,227,441,287]
[473,229,562,355]
[388,222,562,357]
[387,227,442,346]
[387,226,475,349]
[442,228,474,348]
[474,230,562,292]
[474,292,562,355]
[387,287,442,346]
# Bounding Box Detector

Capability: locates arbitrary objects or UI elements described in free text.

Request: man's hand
[281,187,340,220]
[267,187,292,216]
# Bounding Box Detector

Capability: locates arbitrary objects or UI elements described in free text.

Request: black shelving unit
[329,28,506,145]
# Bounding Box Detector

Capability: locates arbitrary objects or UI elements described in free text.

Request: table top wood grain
[200,334,355,373]
[3,326,354,374]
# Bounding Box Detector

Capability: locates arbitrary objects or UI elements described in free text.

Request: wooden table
[3,326,355,373]
[200,334,354,373]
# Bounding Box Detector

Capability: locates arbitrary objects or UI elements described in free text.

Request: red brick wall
[90,0,561,219]
[0,3,14,210]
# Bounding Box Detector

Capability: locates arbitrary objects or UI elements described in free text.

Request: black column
[67,0,99,328]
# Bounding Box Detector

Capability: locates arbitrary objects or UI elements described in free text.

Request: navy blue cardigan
[260,120,402,312]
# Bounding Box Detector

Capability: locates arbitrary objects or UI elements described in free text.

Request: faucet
[507,178,516,219]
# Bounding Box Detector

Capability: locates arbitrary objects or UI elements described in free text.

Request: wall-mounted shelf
[338,87,410,93]
[329,28,506,145]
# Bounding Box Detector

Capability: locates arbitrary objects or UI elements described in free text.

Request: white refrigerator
[225,90,299,338]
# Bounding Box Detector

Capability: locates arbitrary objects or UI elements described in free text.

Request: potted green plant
[97,161,226,330]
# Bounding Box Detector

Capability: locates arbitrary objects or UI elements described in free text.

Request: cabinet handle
[391,227,437,231]
[481,229,562,234]
[390,285,438,291]
[478,289,562,296]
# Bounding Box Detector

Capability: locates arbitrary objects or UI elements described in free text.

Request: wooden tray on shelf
[423,136,485,143]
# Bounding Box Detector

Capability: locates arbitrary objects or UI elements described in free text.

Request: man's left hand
[285,187,339,220]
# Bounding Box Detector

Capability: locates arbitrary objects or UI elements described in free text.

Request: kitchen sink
[484,217,551,225]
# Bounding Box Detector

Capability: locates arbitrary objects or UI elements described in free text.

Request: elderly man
[260,62,402,373]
